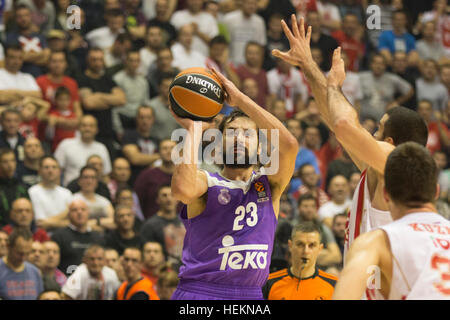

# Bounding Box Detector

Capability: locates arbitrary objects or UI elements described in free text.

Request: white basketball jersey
[369,212,450,300]
[344,169,393,258]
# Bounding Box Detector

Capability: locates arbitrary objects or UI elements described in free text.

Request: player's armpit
[172,169,208,205]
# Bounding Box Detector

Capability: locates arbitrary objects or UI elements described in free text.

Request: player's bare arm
[327,48,394,175]
[170,109,209,218]
[333,228,392,300]
[212,68,299,212]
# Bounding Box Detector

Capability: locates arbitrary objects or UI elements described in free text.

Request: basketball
[169,67,225,121]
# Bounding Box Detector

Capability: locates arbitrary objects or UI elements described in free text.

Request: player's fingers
[306,26,312,44]
[292,14,301,39]
[281,19,296,43]
[272,49,296,65]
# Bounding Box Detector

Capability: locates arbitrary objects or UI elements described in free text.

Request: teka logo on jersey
[218,235,268,270]
[185,75,222,99]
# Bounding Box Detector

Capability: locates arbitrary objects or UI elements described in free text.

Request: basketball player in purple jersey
[169,69,299,300]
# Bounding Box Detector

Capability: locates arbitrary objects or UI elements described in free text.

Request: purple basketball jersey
[177,170,277,288]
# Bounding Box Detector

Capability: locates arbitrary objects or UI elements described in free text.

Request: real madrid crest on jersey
[254,182,269,203]
[218,188,231,205]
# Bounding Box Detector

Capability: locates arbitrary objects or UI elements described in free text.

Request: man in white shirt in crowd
[171,24,206,70]
[62,244,120,300]
[85,8,125,51]
[223,0,266,66]
[31,155,73,230]
[318,175,351,228]
[138,25,164,77]
[0,44,41,105]
[170,0,218,57]
[54,115,112,187]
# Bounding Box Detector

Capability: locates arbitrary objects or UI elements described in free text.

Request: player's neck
[391,202,437,220]
[221,166,254,182]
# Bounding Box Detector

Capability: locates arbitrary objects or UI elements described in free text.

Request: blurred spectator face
[370,55,386,77]
[187,0,204,13]
[158,271,178,300]
[117,189,134,208]
[276,58,291,74]
[268,14,283,34]
[122,248,142,281]
[423,21,436,40]
[303,127,321,150]
[143,242,165,268]
[298,198,318,221]
[39,291,62,300]
[78,168,98,193]
[10,199,33,228]
[48,37,66,52]
[107,14,125,33]
[210,41,227,62]
[147,26,163,49]
[5,48,25,73]
[126,52,141,75]
[332,215,347,239]
[136,107,155,132]
[286,119,302,141]
[205,1,219,17]
[342,14,359,36]
[57,0,70,11]
[272,100,287,122]
[349,172,361,195]
[39,157,60,185]
[421,60,438,82]
[245,44,263,68]
[306,11,321,31]
[157,48,173,72]
[1,111,21,137]
[8,236,33,267]
[311,47,323,68]
[433,151,447,170]
[20,102,37,122]
[417,100,433,122]
[300,165,319,188]
[115,206,135,231]
[84,247,106,278]
[0,152,16,179]
[126,0,141,10]
[440,65,450,88]
[242,0,258,16]
[392,51,408,74]
[44,241,61,270]
[105,248,120,270]
[156,186,176,212]
[159,77,173,99]
[0,231,8,258]
[156,0,169,17]
[113,38,132,59]
[328,175,350,203]
[87,156,104,179]
[55,92,71,111]
[160,140,176,163]
[15,7,32,30]
[362,118,376,135]
[179,25,194,48]
[289,230,322,272]
[28,241,47,270]
[105,0,120,10]
[79,116,98,141]
[24,137,44,162]
[68,200,90,229]
[112,158,131,183]
[87,50,105,74]
[242,78,259,101]
[392,11,407,32]
[48,52,67,76]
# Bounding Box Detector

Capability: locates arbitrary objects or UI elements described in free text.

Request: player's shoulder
[268,268,289,280]
[317,269,338,282]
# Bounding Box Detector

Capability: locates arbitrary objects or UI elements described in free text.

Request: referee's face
[289,231,323,271]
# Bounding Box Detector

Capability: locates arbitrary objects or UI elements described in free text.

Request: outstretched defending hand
[272,14,313,68]
[327,47,346,88]
[210,67,242,107]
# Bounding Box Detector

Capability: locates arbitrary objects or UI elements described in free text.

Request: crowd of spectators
[0,0,449,300]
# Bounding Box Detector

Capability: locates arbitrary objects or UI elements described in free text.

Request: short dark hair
[245,41,263,52]
[79,165,98,177]
[291,221,321,240]
[385,142,437,206]
[5,44,23,56]
[8,227,33,248]
[297,193,317,207]
[1,107,21,121]
[383,106,428,146]
[332,212,348,226]
[210,35,228,47]
[55,86,71,99]
[39,155,59,168]
[298,163,315,177]
[157,184,171,196]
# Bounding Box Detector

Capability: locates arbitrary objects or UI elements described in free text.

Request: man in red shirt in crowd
[331,13,364,72]
[417,99,450,154]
